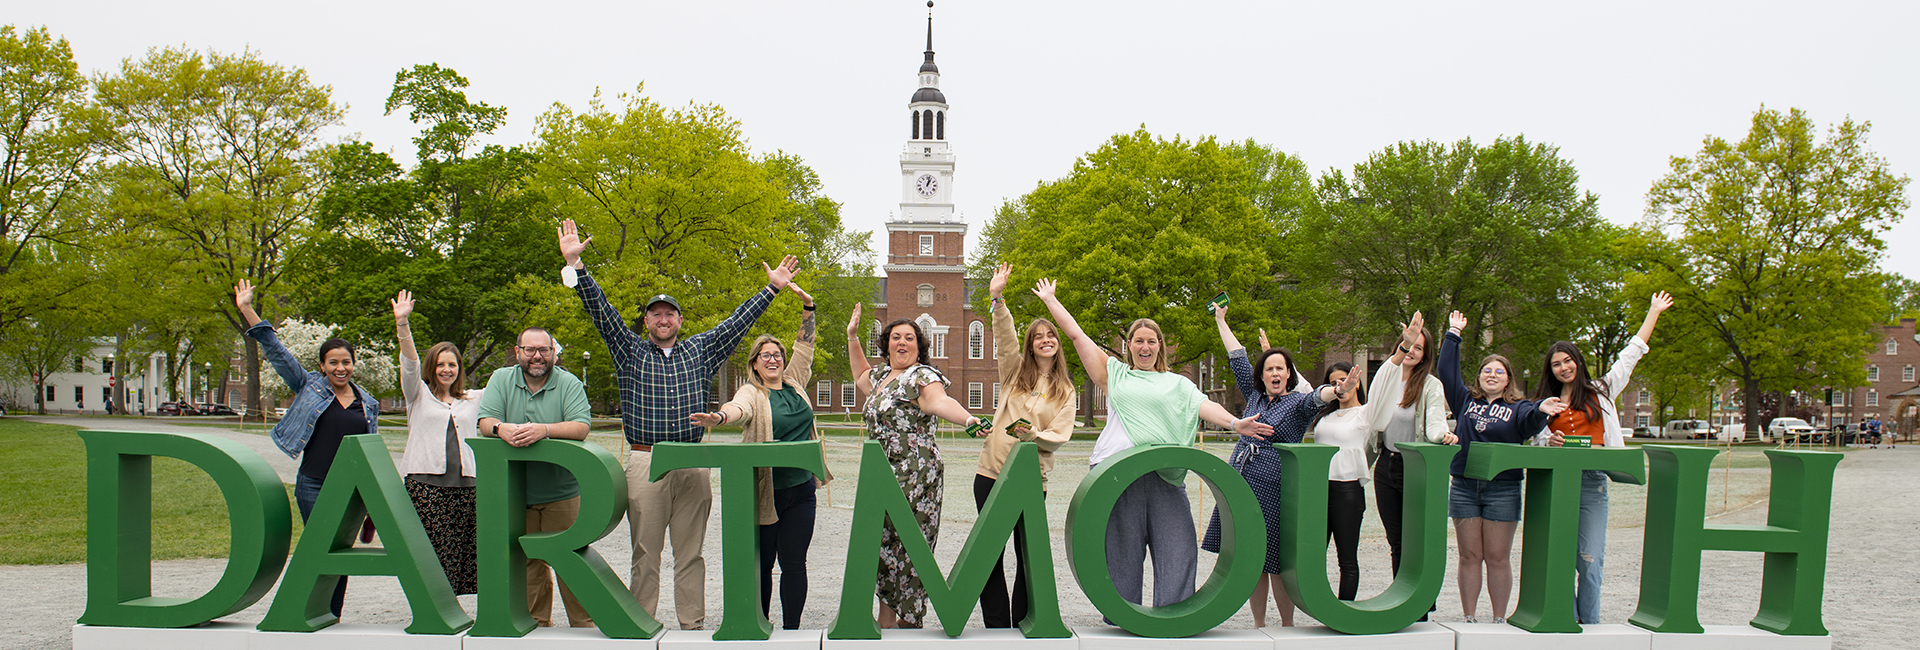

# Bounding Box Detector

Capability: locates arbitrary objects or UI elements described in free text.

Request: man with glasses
[478,326,594,627]
[556,219,800,630]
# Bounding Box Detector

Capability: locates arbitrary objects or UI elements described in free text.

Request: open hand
[1649,291,1674,315]
[1258,328,1271,351]
[1402,311,1426,347]
[557,219,591,267]
[235,279,255,312]
[391,290,414,322]
[1539,396,1567,416]
[1032,278,1058,302]
[690,412,724,427]
[1449,310,1466,333]
[989,262,1012,299]
[846,302,863,338]
[788,283,814,306]
[1235,414,1275,440]
[764,255,800,290]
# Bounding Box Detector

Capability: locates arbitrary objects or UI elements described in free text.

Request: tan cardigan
[975,300,1077,490]
[721,338,833,525]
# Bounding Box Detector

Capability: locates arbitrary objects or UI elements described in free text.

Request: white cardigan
[397,354,483,477]
[1365,359,1452,447]
[1536,336,1649,449]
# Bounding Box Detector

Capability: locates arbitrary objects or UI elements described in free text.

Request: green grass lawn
[0,418,302,565]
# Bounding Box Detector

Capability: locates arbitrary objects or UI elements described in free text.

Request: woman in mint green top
[1034,278,1273,611]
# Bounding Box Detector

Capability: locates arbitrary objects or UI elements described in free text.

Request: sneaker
[1493,617,1507,625]
[1463,615,1479,624]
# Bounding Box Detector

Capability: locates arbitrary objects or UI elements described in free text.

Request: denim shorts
[1448,477,1522,521]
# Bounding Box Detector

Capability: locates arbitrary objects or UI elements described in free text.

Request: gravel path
[2,417,1907,648]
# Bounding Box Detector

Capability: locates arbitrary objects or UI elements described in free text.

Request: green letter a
[257,435,471,634]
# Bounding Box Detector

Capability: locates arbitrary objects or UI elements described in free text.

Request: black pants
[973,474,1034,629]
[758,480,817,630]
[1326,479,1365,601]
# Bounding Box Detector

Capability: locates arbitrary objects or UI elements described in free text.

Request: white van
[1662,419,1716,440]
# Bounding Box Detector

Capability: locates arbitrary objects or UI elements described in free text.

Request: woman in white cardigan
[391,290,483,594]
[1364,312,1458,583]
[692,283,832,629]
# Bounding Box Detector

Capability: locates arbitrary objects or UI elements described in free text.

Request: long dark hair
[1310,361,1367,430]
[1400,328,1436,408]
[1534,340,1603,421]
[1251,347,1308,397]
[317,338,356,364]
[874,318,932,367]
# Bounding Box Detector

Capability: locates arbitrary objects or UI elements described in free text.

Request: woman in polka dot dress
[1200,304,1361,627]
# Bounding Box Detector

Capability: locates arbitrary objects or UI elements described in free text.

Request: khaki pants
[527,496,592,627]
[626,449,711,630]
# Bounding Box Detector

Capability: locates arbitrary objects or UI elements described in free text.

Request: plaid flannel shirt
[574,269,775,445]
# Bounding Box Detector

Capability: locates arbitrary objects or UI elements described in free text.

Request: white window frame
[1870,365,1880,382]
[1637,389,1649,406]
[1889,339,1900,356]
[967,382,984,410]
[919,235,934,256]
[968,321,984,359]
[992,382,1002,408]
[934,332,948,358]
[842,383,856,407]
[1635,415,1649,428]
[1869,389,1880,407]
[1906,366,1915,383]
[817,381,832,406]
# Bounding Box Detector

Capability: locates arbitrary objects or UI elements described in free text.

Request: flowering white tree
[259,319,396,403]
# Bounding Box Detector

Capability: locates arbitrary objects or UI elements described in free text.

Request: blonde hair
[1009,319,1075,406]
[1467,354,1526,403]
[746,335,786,386]
[1123,318,1169,373]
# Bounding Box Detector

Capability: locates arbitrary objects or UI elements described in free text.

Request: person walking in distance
[557,218,800,630]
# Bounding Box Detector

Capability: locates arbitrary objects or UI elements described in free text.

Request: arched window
[917,283,935,307]
[911,111,920,139]
[1888,338,1899,356]
[922,111,934,142]
[868,319,883,358]
[936,111,945,140]
[968,321,984,359]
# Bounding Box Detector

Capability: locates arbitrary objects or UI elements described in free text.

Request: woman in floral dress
[845,303,982,628]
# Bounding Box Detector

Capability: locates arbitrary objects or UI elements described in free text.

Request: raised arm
[236,279,307,389]
[846,302,873,394]
[1636,291,1674,346]
[392,290,422,404]
[1034,278,1110,392]
[692,255,794,374]
[989,263,1023,380]
[1438,313,1468,413]
[1214,303,1245,354]
[559,220,641,362]
[235,279,264,328]
[782,283,817,388]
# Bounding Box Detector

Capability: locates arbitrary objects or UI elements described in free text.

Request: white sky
[20,1,1920,278]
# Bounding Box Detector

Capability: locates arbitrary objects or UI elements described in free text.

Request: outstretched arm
[1635,291,1674,346]
[1199,400,1275,440]
[559,219,640,362]
[1034,278,1110,392]
[915,381,981,427]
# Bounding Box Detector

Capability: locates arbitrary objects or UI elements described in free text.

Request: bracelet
[803,304,816,311]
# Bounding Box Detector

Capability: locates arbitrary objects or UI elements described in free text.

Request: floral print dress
[862,363,948,627]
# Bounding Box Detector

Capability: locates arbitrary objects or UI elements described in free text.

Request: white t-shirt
[1089,413,1134,467]
[1310,405,1372,484]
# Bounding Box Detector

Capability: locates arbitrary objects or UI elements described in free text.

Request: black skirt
[405,478,477,594]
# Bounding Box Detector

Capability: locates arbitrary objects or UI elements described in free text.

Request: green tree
[0,311,99,414]
[0,25,99,334]
[970,130,1328,377]
[95,46,342,415]
[1625,107,1909,437]
[530,85,869,396]
[1301,136,1614,389]
[286,64,549,375]
[1876,272,1920,322]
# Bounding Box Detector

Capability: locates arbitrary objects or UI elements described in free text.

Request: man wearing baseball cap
[556,218,800,629]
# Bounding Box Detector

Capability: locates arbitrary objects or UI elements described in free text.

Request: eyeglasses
[756,352,784,361]
[1480,367,1507,376]
[519,346,554,356]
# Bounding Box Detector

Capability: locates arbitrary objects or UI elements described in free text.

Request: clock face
[916,174,938,197]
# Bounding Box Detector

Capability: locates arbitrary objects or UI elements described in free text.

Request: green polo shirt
[478,365,592,505]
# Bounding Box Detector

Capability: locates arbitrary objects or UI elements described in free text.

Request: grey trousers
[1104,473,1199,608]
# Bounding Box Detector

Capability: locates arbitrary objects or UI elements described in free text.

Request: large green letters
[256,435,471,634]
[826,441,1067,639]
[1273,442,1456,634]
[651,441,827,640]
[1465,442,1645,633]
[1630,446,1837,635]
[77,430,291,628]
[467,437,660,639]
[1063,444,1262,638]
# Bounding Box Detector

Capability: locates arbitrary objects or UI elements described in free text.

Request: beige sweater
[721,339,833,525]
[975,300,1077,490]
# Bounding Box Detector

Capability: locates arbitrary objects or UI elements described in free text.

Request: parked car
[1631,426,1655,438]
[156,401,193,416]
[196,403,238,416]
[1661,419,1716,440]
[1830,423,1866,445]
[1768,417,1817,442]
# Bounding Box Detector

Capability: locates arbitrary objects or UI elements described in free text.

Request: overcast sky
[20,1,1920,280]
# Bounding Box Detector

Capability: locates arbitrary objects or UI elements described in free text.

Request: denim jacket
[247,321,380,459]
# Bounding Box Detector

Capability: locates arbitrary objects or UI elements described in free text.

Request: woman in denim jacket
[236,279,380,617]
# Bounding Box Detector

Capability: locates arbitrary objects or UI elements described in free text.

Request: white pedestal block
[1439,622,1650,650]
[73,622,254,650]
[250,624,465,650]
[1074,626,1269,650]
[462,626,659,649]
[1259,622,1454,649]
[1647,625,1830,650]
[824,628,1076,650]
[662,629,820,650]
